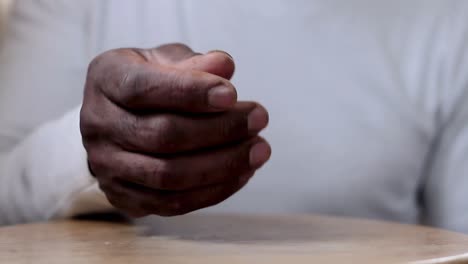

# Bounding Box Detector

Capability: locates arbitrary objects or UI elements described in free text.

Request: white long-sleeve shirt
[1,0,468,233]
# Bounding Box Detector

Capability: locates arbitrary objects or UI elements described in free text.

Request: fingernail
[249,142,271,168]
[208,86,237,108]
[248,106,269,133]
[208,50,234,60]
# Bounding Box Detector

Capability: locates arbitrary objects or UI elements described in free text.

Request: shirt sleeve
[0,0,112,225]
[422,1,468,233]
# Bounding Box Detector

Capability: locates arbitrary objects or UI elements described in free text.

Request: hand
[80,43,271,217]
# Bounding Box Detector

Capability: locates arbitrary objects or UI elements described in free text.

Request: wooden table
[1,213,468,264]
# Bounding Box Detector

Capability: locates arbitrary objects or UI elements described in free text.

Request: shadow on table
[133,214,349,243]
[73,211,132,223]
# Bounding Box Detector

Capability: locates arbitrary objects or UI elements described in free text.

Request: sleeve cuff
[46,105,114,219]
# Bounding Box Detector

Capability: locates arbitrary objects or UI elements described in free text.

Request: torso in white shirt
[84,0,459,223]
[3,0,468,228]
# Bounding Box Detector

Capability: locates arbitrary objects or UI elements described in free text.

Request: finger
[99,180,149,218]
[103,63,237,112]
[152,43,201,63]
[177,51,236,80]
[111,102,268,154]
[110,137,271,191]
[151,44,235,80]
[117,172,254,217]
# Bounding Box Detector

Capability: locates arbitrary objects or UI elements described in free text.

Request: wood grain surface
[1,213,468,264]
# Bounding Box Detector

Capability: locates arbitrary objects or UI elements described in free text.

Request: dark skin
[80,43,271,217]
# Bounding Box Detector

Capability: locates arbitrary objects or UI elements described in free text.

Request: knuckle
[127,160,156,188]
[104,186,126,209]
[219,115,244,139]
[112,70,144,108]
[118,71,134,93]
[150,115,181,152]
[114,114,183,154]
[218,119,233,139]
[87,53,106,76]
[106,195,121,209]
[224,148,245,172]
[129,164,149,187]
[129,200,153,218]
[156,43,194,60]
[164,43,192,52]
[87,150,123,184]
[116,113,139,143]
[165,72,196,105]
[117,68,161,108]
[113,159,136,182]
[224,156,239,172]
[168,42,192,50]
[113,65,194,111]
[88,49,149,106]
[97,179,114,195]
[115,69,142,105]
[87,50,119,83]
[79,107,104,140]
[167,200,183,214]
[106,194,121,209]
[102,184,147,218]
[136,194,160,214]
[151,161,176,189]
[154,115,176,134]
[206,185,235,207]
[158,198,185,216]
[87,150,108,172]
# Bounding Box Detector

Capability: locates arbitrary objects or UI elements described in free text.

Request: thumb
[177,51,236,80]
